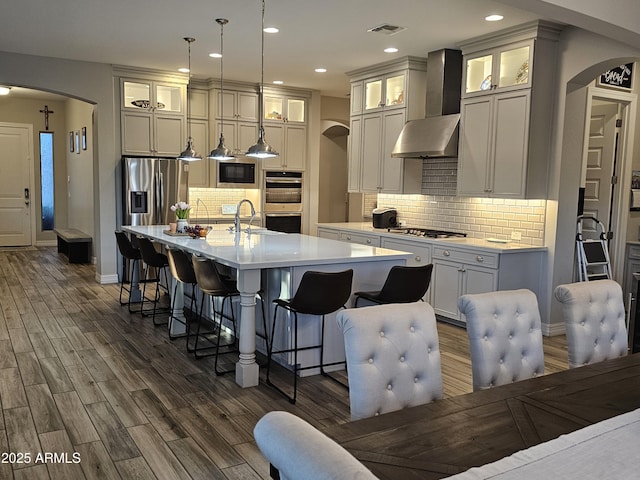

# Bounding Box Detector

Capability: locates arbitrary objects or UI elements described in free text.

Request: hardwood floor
[0,247,569,479]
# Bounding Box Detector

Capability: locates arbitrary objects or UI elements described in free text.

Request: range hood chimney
[392,48,462,158]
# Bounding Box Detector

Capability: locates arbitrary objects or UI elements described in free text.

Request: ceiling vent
[367,24,407,35]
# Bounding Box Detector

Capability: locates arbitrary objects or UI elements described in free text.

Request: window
[40,132,54,230]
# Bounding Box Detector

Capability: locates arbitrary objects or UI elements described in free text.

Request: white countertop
[124,225,412,270]
[317,222,547,253]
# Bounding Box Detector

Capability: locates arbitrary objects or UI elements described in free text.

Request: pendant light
[178,37,202,161]
[246,0,279,159]
[208,18,235,160]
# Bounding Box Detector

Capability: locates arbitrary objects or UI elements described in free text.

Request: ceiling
[1,0,545,99]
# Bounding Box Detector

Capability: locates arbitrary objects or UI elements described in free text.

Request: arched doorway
[0,87,95,249]
[318,120,349,223]
[549,57,638,328]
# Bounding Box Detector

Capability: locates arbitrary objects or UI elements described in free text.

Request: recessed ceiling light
[384,47,399,53]
[264,27,279,33]
[178,67,189,73]
[209,52,222,58]
[273,80,284,85]
[485,14,504,21]
[315,68,327,73]
[0,86,10,95]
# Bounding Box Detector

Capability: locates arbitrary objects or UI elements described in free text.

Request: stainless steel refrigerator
[122,156,189,226]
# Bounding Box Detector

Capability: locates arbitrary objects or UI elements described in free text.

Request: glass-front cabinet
[363,73,405,111]
[119,75,186,156]
[463,42,531,96]
[264,94,306,123]
[122,80,183,113]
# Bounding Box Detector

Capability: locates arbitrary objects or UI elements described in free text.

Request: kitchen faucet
[235,199,256,233]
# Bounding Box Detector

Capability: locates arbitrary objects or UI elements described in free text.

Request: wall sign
[597,63,634,90]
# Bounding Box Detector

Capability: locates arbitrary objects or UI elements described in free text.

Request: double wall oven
[263,171,302,233]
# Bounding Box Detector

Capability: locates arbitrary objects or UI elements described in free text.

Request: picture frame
[75,131,80,154]
[81,126,87,150]
[69,131,75,152]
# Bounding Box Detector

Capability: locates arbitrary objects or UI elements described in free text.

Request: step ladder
[576,215,612,282]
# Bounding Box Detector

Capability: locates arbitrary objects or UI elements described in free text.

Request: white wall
[0,51,118,283]
[545,27,640,329]
[65,99,94,243]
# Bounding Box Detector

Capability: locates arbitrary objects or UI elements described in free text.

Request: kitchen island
[122,225,411,387]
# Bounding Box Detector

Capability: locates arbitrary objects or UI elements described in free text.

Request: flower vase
[176,219,188,233]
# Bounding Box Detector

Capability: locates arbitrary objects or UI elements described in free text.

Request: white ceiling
[1,0,545,99]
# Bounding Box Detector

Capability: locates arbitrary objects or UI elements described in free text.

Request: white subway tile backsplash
[378,193,546,246]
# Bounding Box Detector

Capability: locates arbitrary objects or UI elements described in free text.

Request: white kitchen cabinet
[186,119,211,187]
[263,93,306,124]
[120,78,186,156]
[362,72,406,113]
[348,116,362,192]
[463,41,532,97]
[432,260,498,322]
[339,231,380,247]
[214,89,259,122]
[347,57,427,194]
[381,237,433,302]
[360,109,422,193]
[350,81,364,116]
[189,89,208,119]
[261,124,306,171]
[317,227,340,241]
[457,90,530,197]
[212,120,259,157]
[457,21,561,199]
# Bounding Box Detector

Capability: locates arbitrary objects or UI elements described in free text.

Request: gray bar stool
[166,248,198,344]
[191,255,269,373]
[353,264,433,307]
[114,230,141,312]
[136,236,171,326]
[266,269,353,404]
[191,256,241,373]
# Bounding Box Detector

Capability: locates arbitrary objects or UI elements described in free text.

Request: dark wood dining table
[321,353,640,480]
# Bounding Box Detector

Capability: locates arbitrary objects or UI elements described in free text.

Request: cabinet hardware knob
[366,239,371,244]
[415,256,421,262]
[443,250,450,256]
[346,235,351,240]
[476,256,484,262]
[458,267,466,272]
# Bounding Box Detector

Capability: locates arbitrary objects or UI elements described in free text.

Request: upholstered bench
[54,228,92,263]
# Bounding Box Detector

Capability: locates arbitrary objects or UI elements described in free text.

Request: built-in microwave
[215,159,258,188]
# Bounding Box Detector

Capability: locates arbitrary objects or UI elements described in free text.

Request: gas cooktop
[387,227,467,239]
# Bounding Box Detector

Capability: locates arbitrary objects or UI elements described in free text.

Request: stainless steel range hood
[392,49,462,158]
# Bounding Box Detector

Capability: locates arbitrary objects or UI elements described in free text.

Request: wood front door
[0,123,33,246]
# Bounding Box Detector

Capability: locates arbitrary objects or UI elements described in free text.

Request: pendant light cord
[184,37,195,142]
[259,0,265,131]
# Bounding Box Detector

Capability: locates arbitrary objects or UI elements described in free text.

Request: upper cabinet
[119,75,186,156]
[347,57,427,193]
[214,88,259,122]
[263,93,306,124]
[122,80,184,113]
[260,88,310,170]
[463,42,532,96]
[363,72,406,112]
[457,21,562,199]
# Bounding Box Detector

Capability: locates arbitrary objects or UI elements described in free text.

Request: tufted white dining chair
[336,302,443,421]
[554,279,628,368]
[458,289,545,391]
[254,411,378,480]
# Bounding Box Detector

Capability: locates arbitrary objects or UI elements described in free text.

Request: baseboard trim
[542,321,565,337]
[97,273,119,285]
